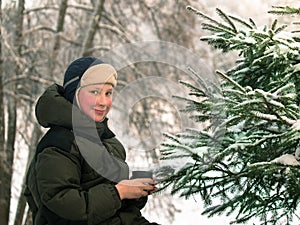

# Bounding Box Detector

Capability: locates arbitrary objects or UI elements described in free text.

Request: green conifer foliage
[159,5,300,224]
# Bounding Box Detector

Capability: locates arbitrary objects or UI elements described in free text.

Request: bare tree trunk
[13,124,42,225]
[12,194,26,225]
[81,0,105,56]
[49,0,68,77]
[24,209,32,225]
[0,0,9,224]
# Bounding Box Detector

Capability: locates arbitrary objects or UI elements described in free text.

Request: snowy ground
[143,196,238,225]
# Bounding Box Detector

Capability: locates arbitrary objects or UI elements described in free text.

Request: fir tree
[159,4,300,225]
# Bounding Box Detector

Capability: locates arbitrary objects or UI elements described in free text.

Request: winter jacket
[24,84,153,225]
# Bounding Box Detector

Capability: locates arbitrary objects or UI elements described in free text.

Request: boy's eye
[106,91,112,96]
[90,90,99,95]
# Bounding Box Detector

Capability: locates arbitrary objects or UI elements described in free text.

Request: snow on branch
[292,120,300,130]
[249,154,300,167]
[271,154,300,166]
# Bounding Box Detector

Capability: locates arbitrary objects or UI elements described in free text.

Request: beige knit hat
[79,63,117,88]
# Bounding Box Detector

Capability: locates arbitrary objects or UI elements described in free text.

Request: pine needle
[216,8,237,33]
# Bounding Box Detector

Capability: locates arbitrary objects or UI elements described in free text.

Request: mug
[131,170,153,179]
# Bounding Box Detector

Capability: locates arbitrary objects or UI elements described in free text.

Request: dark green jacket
[25,84,152,225]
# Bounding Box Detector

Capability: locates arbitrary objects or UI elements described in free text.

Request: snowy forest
[0,0,299,225]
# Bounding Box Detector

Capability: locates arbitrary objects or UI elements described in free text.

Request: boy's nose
[95,94,106,105]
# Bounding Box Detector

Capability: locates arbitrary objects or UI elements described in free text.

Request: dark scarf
[72,107,129,182]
